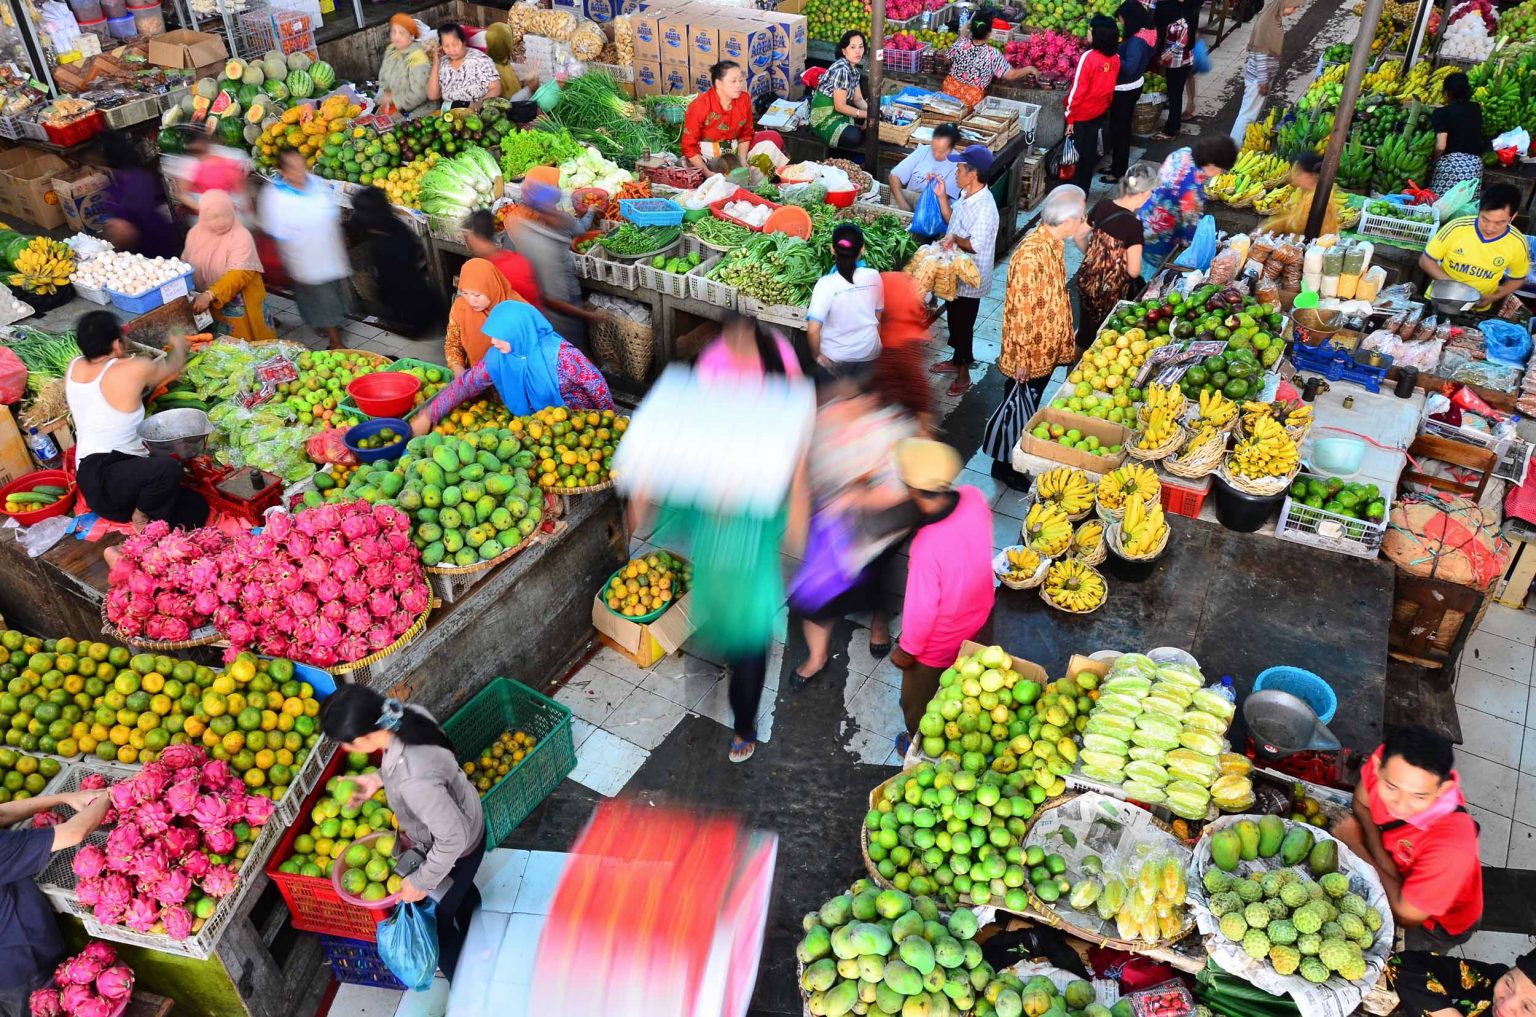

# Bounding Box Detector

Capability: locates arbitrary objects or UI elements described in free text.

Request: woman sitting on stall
[942,12,1031,109]
[427,23,501,110]
[681,60,755,174]
[812,31,870,149]
[445,257,521,376]
[376,14,434,117]
[411,300,613,436]
[1257,153,1339,236]
[483,24,523,100]
[1074,161,1155,350]
[183,190,275,343]
[67,312,209,531]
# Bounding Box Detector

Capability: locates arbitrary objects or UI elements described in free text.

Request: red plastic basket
[1159,474,1210,519]
[43,110,104,148]
[264,751,389,942]
[0,469,76,525]
[708,189,781,232]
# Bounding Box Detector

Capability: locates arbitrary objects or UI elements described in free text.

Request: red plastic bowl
[825,188,857,208]
[347,372,422,418]
[0,469,76,525]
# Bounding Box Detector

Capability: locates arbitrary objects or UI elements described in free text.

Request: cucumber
[7,492,55,505]
[32,485,66,496]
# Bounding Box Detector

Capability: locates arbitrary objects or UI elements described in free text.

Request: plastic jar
[69,0,104,23]
[127,1,161,34]
[77,16,110,43]
[106,12,135,36]
[100,0,127,17]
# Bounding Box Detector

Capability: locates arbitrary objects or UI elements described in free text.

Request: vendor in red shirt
[1333,725,1483,953]
[462,209,542,309]
[681,60,755,174]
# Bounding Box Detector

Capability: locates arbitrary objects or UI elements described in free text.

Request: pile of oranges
[514,406,628,491]
[462,728,540,795]
[253,95,363,170]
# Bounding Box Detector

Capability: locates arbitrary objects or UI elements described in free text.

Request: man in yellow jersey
[1419,183,1530,308]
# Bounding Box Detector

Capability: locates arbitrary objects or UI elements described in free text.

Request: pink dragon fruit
[274,567,303,595]
[337,634,369,663]
[104,825,142,868]
[73,996,114,1017]
[199,758,235,792]
[321,600,347,623]
[78,774,109,792]
[389,611,416,637]
[330,554,359,581]
[107,782,136,812]
[200,864,238,898]
[123,898,159,932]
[315,577,343,603]
[134,802,174,840]
[344,605,372,632]
[127,844,169,881]
[264,511,293,540]
[342,577,370,606]
[203,827,236,855]
[80,943,117,967]
[59,984,96,1014]
[243,795,275,826]
[165,778,200,816]
[161,904,193,941]
[366,625,393,650]
[367,590,396,618]
[307,643,339,667]
[75,878,102,907]
[180,851,212,878]
[290,590,319,617]
[316,531,347,558]
[362,561,393,588]
[31,811,62,828]
[60,953,106,986]
[191,795,230,830]
[285,532,314,559]
[162,825,200,860]
[399,584,430,615]
[159,743,203,771]
[352,537,384,565]
[91,900,128,927]
[193,589,220,615]
[153,868,193,906]
[72,844,106,880]
[339,512,370,541]
[29,988,65,1017]
[224,618,256,648]
[314,617,343,647]
[97,874,131,908]
[385,530,415,554]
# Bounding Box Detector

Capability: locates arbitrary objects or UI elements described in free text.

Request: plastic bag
[378,901,439,991]
[1434,178,1478,221]
[1046,137,1078,181]
[1482,319,1533,368]
[1173,216,1217,270]
[1192,40,1211,74]
[911,183,947,237]
[0,346,25,404]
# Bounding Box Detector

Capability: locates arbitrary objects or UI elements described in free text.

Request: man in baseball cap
[931,145,1000,397]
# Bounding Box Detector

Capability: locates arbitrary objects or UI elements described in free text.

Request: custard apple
[1269,944,1302,976]
[1242,928,1271,960]
[1279,882,1311,909]
[1235,879,1264,903]
[1203,870,1232,894]
[1268,920,1298,946]
[1339,894,1369,918]
[1306,881,1327,901]
[1297,933,1322,956]
[1292,903,1325,935]
[1260,871,1287,898]
[1336,949,1368,982]
[1321,921,1345,941]
[1219,913,1249,942]
[1319,938,1357,973]
[1319,872,1350,899]
[1337,914,1366,940]
[1244,902,1272,929]
[1300,957,1330,984]
[1209,892,1242,918]
[1363,908,1382,932]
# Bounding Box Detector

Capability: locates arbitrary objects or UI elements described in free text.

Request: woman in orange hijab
[444,258,520,374]
[183,189,275,343]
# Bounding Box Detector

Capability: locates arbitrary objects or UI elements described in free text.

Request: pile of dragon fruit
[71,744,275,941]
[210,502,431,667]
[104,522,230,643]
[1003,29,1085,82]
[886,0,947,16]
[29,942,134,1017]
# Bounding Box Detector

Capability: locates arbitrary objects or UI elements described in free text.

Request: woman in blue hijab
[411,300,614,435]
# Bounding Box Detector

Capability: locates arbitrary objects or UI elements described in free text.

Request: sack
[911,183,947,237]
[788,511,863,612]
[1173,215,1217,270]
[305,429,358,466]
[377,901,439,991]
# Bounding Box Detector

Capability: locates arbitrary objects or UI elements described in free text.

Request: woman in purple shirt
[99,130,182,259]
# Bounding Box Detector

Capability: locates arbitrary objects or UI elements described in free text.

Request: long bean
[687,217,753,249]
[709,233,823,306]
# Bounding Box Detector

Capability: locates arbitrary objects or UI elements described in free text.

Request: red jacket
[1065,50,1118,124]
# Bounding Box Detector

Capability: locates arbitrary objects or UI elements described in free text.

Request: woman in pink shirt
[696,313,802,381]
[890,438,996,756]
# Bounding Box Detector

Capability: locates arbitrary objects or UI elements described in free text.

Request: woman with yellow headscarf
[483,24,521,99]
[1258,153,1340,236]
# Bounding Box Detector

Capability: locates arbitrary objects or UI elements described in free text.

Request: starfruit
[1159,857,1183,900]
[1121,779,1166,803]
[1164,779,1213,820]
[1217,752,1252,777]
[1096,877,1128,922]
[1069,879,1102,911]
[1124,760,1170,787]
[1158,910,1184,940]
[1178,728,1226,757]
[1191,687,1237,719]
[1182,710,1227,734]
[1149,682,1194,707]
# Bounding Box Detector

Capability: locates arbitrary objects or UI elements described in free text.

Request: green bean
[687,217,754,249]
[601,224,682,256]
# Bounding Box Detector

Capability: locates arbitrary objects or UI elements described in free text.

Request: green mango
[797,925,831,963]
[1280,826,1316,867]
[1258,815,1286,858]
[900,935,935,975]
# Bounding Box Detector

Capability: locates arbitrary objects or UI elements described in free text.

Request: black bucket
[1105,544,1159,582]
[1212,475,1285,532]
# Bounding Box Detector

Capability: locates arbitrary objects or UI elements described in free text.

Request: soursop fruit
[1363,908,1382,932]
[1319,938,1356,973]
[1209,892,1242,918]
[1268,920,1298,946]
[1280,882,1312,909]
[1292,903,1325,935]
[1300,957,1331,984]
[1234,879,1263,903]
[1242,929,1271,960]
[1269,944,1302,976]
[1203,870,1232,894]
[1219,913,1248,942]
[1297,933,1322,956]
[1244,903,1272,929]
[1319,872,1350,899]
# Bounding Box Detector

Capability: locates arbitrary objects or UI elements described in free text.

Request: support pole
[7,0,57,98]
[1401,0,1442,72]
[1305,0,1386,239]
[866,0,885,173]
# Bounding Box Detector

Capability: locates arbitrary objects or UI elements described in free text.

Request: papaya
[1257,815,1286,858]
[1280,826,1315,866]
[1307,838,1339,876]
[1209,829,1242,872]
[1234,819,1261,860]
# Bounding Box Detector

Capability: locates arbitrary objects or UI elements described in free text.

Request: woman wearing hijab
[483,24,522,99]
[345,185,444,338]
[1228,0,1298,146]
[376,14,434,117]
[444,258,519,375]
[1103,1,1155,183]
[410,301,613,436]
[183,190,275,343]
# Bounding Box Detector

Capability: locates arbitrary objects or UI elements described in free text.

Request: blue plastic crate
[319,935,406,989]
[106,268,195,315]
[619,198,686,226]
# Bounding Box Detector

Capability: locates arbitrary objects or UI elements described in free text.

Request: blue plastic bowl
[1253,666,1337,724]
[344,418,410,464]
[257,656,335,697]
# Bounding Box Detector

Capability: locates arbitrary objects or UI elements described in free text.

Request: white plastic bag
[1492,128,1530,155]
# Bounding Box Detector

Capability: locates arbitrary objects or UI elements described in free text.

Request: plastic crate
[1157,471,1211,519]
[619,197,685,226]
[709,189,780,232]
[635,253,696,297]
[1420,409,1516,461]
[686,255,734,308]
[73,281,111,305]
[265,751,390,942]
[1356,204,1438,249]
[44,110,105,148]
[319,935,406,989]
[590,248,643,288]
[736,295,808,329]
[883,43,928,75]
[102,95,160,129]
[442,678,575,848]
[1274,471,1392,559]
[106,269,194,315]
[271,659,337,825]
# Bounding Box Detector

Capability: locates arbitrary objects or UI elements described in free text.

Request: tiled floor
[1452,604,1536,870]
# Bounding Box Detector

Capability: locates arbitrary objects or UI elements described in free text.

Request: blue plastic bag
[1482,319,1533,368]
[911,182,946,238]
[378,900,439,991]
[1173,215,1217,270]
[1192,40,1211,74]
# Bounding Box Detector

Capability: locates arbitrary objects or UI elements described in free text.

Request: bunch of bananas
[1119,492,1170,558]
[1034,467,1096,516]
[1299,64,1346,111]
[1242,399,1312,432]
[1276,109,1334,160]
[1023,501,1073,557]
[1206,173,1267,207]
[1144,382,1187,420]
[1001,546,1043,582]
[1098,462,1160,510]
[1370,130,1434,195]
[1195,389,1238,429]
[1253,185,1297,215]
[1337,198,1361,230]
[1241,112,1275,155]
[1228,416,1300,479]
[1174,425,1226,464]
[1209,151,1290,207]
[9,237,75,295]
[1138,406,1180,450]
[1042,558,1107,613]
[1073,520,1104,558]
[1338,136,1375,192]
[1284,403,1315,430]
[1471,68,1523,137]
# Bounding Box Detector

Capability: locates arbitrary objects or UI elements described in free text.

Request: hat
[948,146,994,175]
[521,180,560,213]
[895,438,962,492]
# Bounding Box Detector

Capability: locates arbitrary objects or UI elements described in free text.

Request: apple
[1032,425,1050,440]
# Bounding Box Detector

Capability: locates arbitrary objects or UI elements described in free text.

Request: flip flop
[729,736,756,763]
[929,360,962,375]
[894,733,912,758]
[947,376,971,397]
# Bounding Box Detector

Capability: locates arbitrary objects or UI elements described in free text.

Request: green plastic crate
[443,678,575,848]
[338,357,454,420]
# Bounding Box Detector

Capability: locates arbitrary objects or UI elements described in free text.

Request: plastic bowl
[1253,665,1337,724]
[330,831,404,910]
[344,418,411,464]
[1311,437,1365,476]
[825,188,857,208]
[0,469,75,525]
[347,372,422,418]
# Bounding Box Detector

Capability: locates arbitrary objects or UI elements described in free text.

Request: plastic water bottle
[1213,675,1237,703]
[25,427,60,469]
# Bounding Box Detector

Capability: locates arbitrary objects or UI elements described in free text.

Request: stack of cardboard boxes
[627,1,806,100]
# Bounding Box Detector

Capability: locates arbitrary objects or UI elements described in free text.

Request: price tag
[160,275,189,303]
[193,311,214,330]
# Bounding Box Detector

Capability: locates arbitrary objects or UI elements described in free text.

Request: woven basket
[329,599,433,677]
[552,477,616,496]
[426,529,541,604]
[1131,98,1165,137]
[1039,565,1109,614]
[1161,434,1226,479]
[1105,520,1170,562]
[100,607,222,650]
[1070,521,1109,566]
[1217,459,1296,497]
[1126,423,1186,462]
[592,315,654,382]
[1021,791,1196,951]
[994,546,1051,590]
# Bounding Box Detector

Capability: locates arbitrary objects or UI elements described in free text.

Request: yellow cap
[895,438,962,492]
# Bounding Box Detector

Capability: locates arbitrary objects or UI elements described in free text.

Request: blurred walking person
[259,147,351,350]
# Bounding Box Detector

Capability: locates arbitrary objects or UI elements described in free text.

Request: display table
[988,513,1393,751]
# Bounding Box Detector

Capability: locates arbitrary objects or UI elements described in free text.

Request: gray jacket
[380,717,484,893]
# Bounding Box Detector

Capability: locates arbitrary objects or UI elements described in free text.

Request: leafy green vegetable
[0,326,79,395]
[709,232,824,306]
[602,224,683,256]
[539,72,675,168]
[499,126,583,179]
[688,216,754,249]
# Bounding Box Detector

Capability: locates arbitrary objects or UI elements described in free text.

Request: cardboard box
[745,70,772,103]
[659,15,690,60]
[760,10,806,64]
[635,59,664,96]
[688,59,711,94]
[768,64,794,98]
[146,29,227,69]
[590,589,695,668]
[0,405,33,489]
[634,9,664,60]
[719,19,774,75]
[51,167,110,234]
[3,154,69,229]
[689,17,719,65]
[1015,407,1130,473]
[660,60,693,95]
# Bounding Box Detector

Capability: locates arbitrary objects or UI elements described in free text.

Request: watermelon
[308,60,335,90]
[237,83,259,106]
[286,69,313,98]
[262,79,289,102]
[218,115,245,147]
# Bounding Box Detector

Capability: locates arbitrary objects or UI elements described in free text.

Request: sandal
[791,660,827,692]
[894,733,912,758]
[729,736,756,763]
[869,636,892,659]
[929,359,962,375]
[947,375,971,397]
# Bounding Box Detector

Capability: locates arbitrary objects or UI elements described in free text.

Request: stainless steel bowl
[139,408,211,459]
[1428,279,1482,315]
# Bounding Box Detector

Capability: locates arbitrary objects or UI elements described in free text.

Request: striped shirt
[1242,51,1280,84]
[948,186,1000,298]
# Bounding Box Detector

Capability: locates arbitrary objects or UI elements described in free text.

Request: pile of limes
[274,752,400,895]
[463,729,539,795]
[514,406,628,491]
